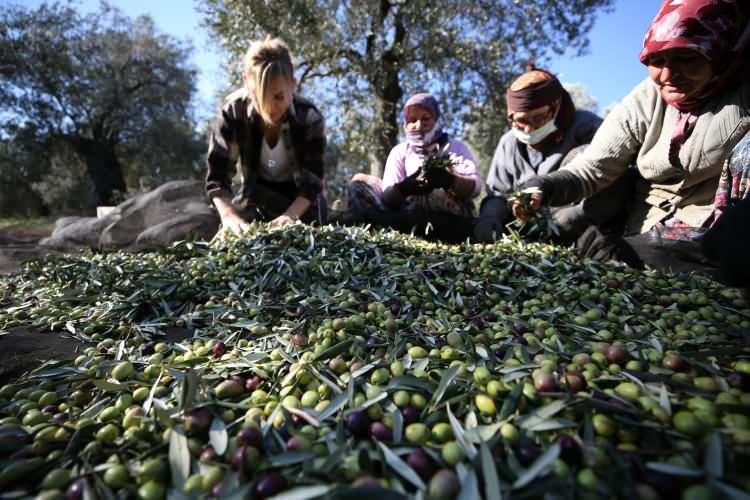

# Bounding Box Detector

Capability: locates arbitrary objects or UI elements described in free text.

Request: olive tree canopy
[0,2,202,207]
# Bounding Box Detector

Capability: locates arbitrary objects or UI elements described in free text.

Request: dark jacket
[485,109,602,196]
[205,88,326,206]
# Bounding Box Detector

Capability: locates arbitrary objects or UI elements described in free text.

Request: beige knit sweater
[553,78,750,234]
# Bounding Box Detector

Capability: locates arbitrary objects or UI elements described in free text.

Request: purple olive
[557,434,582,466]
[200,446,217,463]
[352,475,380,488]
[401,406,419,425]
[370,422,393,441]
[484,313,498,322]
[515,441,541,467]
[512,335,528,346]
[605,345,629,365]
[237,426,263,448]
[212,341,226,358]
[286,436,307,451]
[292,333,308,347]
[52,412,69,425]
[65,479,85,500]
[662,353,687,372]
[42,405,58,414]
[562,370,587,393]
[390,301,402,316]
[211,483,222,498]
[407,448,434,479]
[245,376,262,392]
[345,411,370,439]
[184,407,213,434]
[295,304,306,316]
[428,469,460,500]
[232,446,247,471]
[533,372,557,392]
[254,472,287,499]
[727,372,750,391]
[229,375,245,386]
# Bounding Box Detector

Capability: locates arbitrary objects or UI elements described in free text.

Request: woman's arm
[270,196,312,227]
[206,99,250,235]
[381,144,410,209]
[445,139,483,200]
[542,79,657,206]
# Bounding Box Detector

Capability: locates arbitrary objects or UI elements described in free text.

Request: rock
[40,180,219,250]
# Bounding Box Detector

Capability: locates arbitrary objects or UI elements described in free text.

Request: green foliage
[200,0,615,181]
[0,1,204,210]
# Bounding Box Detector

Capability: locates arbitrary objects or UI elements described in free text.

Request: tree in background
[563,82,599,114]
[201,0,615,178]
[0,2,203,209]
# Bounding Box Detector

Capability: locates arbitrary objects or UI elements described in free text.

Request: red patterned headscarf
[640,0,750,167]
[640,0,750,112]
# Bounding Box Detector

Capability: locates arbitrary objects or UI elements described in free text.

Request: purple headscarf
[402,93,445,149]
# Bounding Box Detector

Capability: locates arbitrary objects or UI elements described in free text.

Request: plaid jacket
[206,88,326,206]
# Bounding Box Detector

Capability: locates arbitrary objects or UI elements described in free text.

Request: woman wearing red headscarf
[515,0,750,278]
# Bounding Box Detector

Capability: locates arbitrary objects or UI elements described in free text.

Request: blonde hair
[243,37,295,124]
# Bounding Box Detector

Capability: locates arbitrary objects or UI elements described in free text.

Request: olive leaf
[447,404,478,460]
[266,485,334,500]
[168,425,191,491]
[377,442,425,490]
[480,442,502,500]
[512,442,560,490]
[429,364,460,410]
[209,417,229,455]
[645,462,704,477]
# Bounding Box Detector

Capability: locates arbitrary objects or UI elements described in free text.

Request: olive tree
[201,0,614,177]
[0,2,202,207]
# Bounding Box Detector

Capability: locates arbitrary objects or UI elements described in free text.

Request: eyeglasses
[507,106,554,128]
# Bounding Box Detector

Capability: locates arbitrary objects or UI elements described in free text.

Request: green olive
[441,441,465,466]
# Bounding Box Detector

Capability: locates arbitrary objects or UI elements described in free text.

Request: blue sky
[16,0,664,119]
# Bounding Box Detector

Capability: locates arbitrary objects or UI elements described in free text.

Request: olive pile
[0,223,749,500]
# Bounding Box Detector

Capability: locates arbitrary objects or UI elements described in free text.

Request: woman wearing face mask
[514,0,750,278]
[345,93,482,242]
[206,37,327,237]
[474,66,603,242]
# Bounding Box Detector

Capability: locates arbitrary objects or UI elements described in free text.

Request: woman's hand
[511,192,544,221]
[396,170,431,196]
[219,211,251,236]
[213,197,250,237]
[425,167,454,190]
[269,213,298,228]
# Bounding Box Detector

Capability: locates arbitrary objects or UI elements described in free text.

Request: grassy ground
[0,216,56,232]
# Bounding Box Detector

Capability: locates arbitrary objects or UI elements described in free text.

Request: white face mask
[511,117,558,145]
[405,119,442,147]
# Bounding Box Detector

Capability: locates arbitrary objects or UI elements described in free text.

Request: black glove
[395,170,431,196]
[473,196,511,243]
[425,167,455,190]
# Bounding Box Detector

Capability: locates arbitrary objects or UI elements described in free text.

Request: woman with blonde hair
[206,37,327,235]
[474,65,603,242]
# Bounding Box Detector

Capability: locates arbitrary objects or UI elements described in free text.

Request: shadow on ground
[0,327,195,386]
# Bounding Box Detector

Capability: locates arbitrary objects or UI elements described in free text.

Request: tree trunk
[368,95,400,178]
[366,1,405,178]
[73,138,126,206]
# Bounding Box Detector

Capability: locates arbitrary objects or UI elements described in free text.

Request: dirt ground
[0,222,55,275]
